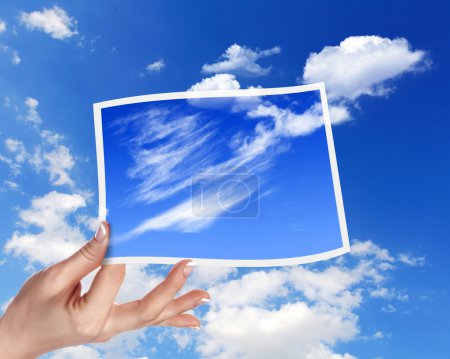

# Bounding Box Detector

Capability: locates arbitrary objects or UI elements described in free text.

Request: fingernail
[196,297,210,306]
[183,261,196,277]
[95,222,108,242]
[188,325,200,330]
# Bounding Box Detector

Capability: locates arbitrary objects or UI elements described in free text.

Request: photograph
[96,84,349,265]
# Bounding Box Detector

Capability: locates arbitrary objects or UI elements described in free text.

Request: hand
[0,221,210,359]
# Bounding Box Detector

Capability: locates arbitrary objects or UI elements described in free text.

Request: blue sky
[101,89,345,262]
[0,1,449,358]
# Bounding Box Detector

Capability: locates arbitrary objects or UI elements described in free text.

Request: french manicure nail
[183,261,196,277]
[188,325,200,330]
[95,222,107,242]
[197,297,210,306]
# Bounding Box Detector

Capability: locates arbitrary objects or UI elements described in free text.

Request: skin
[0,221,210,359]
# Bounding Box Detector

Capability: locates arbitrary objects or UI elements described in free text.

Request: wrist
[0,317,37,359]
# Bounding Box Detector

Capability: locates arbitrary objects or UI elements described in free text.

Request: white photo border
[93,82,350,267]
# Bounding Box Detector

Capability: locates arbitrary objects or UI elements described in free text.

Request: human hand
[0,222,210,359]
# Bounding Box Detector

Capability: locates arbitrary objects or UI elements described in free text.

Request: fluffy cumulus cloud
[3,191,92,266]
[20,6,78,40]
[300,36,429,125]
[187,73,259,111]
[189,73,241,91]
[167,240,416,359]
[302,36,428,101]
[145,59,165,73]
[41,144,75,186]
[202,44,281,77]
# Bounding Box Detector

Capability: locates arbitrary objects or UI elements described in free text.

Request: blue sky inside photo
[101,89,345,261]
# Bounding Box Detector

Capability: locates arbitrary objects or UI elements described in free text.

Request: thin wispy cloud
[24,97,41,124]
[111,87,330,239]
[20,6,78,40]
[0,44,20,65]
[0,19,6,33]
[202,44,281,77]
[117,185,254,240]
[110,107,219,205]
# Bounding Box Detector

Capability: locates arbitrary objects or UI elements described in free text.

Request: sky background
[0,1,449,358]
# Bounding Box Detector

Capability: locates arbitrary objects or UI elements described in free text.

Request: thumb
[57,221,110,283]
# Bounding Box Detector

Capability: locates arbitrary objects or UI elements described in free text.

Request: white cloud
[118,181,257,239]
[189,73,241,91]
[328,104,351,124]
[94,328,148,359]
[370,287,394,299]
[303,35,428,101]
[112,80,344,238]
[0,19,6,33]
[185,240,407,359]
[40,129,64,145]
[188,74,260,112]
[4,191,89,266]
[350,240,394,262]
[111,96,327,238]
[113,108,217,206]
[43,144,75,186]
[0,45,21,65]
[11,50,20,65]
[25,97,42,124]
[5,138,27,163]
[20,6,78,40]
[164,240,424,359]
[3,180,19,190]
[381,304,397,313]
[1,139,26,175]
[0,135,75,187]
[301,36,429,126]
[202,44,280,77]
[188,266,238,288]
[0,99,75,186]
[145,59,165,73]
[369,285,408,302]
[47,345,100,359]
[398,253,425,267]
